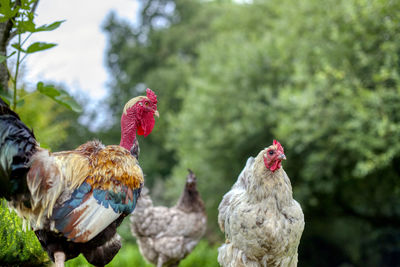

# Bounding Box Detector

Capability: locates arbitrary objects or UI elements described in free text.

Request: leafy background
[1,0,400,266]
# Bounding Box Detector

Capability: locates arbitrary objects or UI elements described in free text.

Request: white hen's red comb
[273,139,284,153]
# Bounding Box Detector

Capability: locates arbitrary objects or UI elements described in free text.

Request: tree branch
[0,0,40,93]
[0,19,15,92]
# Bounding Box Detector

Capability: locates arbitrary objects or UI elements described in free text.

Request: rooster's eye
[145,102,149,106]
[268,150,274,155]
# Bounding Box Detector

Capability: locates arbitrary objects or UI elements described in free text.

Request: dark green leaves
[0,0,19,22]
[37,82,82,113]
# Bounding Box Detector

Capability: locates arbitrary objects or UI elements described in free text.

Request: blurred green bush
[65,240,218,267]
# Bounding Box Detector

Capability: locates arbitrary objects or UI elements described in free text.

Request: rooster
[0,88,159,267]
[130,169,207,267]
[218,140,305,267]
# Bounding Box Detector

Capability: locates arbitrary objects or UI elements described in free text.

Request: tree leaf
[26,42,57,54]
[20,0,34,10]
[11,43,26,53]
[16,19,36,34]
[37,82,82,113]
[7,51,16,58]
[35,20,65,32]
[36,82,60,97]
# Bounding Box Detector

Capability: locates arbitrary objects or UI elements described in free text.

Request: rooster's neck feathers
[120,109,139,151]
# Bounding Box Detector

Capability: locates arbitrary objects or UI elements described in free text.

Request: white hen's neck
[247,153,294,207]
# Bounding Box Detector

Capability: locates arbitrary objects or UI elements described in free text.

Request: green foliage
[16,88,71,148]
[102,0,225,192]
[179,241,219,267]
[0,200,49,266]
[65,243,152,267]
[65,240,218,267]
[37,82,82,113]
[0,0,18,21]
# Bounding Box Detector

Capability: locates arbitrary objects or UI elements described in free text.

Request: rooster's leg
[54,251,66,267]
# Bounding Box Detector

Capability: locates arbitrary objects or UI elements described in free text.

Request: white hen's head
[262,140,286,172]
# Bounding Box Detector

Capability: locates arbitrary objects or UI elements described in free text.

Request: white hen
[218,140,304,267]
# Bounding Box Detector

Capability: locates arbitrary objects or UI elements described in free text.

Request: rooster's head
[122,88,159,138]
[263,140,286,172]
[120,89,159,151]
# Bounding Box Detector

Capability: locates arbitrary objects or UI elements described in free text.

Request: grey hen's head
[185,169,197,190]
[176,169,205,213]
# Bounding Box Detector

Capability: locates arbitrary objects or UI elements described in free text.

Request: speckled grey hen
[130,170,207,267]
[218,140,304,267]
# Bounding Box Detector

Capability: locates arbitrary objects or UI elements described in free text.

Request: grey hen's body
[130,172,206,267]
[218,150,304,267]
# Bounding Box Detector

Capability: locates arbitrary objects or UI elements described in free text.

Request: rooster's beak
[154,110,160,118]
[279,154,286,160]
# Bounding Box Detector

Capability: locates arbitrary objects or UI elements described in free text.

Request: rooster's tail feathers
[0,101,37,200]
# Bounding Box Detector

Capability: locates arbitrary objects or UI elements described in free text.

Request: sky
[23,0,139,104]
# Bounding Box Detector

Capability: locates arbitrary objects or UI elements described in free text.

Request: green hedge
[0,200,49,266]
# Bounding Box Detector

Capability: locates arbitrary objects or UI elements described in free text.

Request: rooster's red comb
[146,88,157,104]
[273,139,284,153]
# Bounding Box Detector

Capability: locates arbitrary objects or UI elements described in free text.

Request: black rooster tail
[0,98,37,200]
